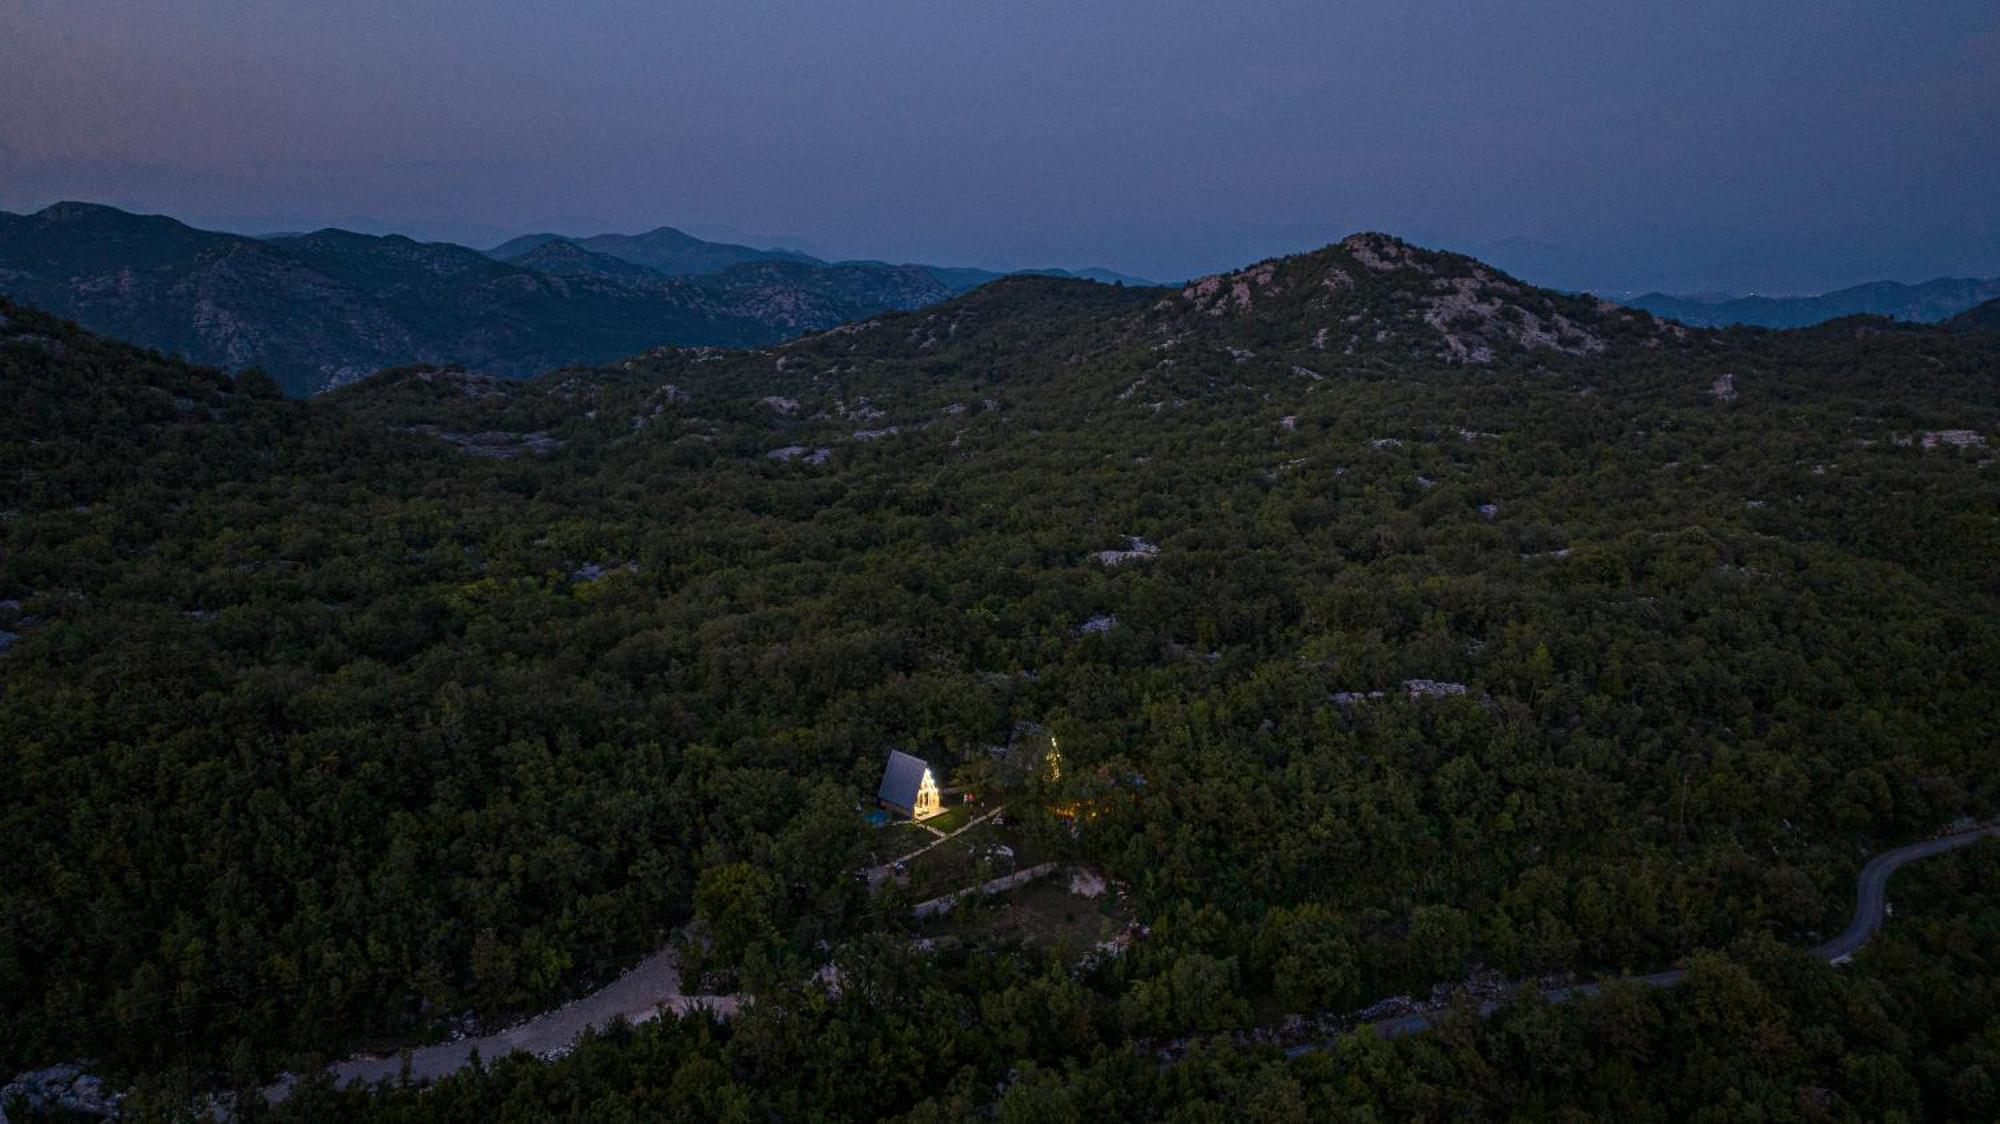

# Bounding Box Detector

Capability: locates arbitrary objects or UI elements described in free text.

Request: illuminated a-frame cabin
[877,749,942,820]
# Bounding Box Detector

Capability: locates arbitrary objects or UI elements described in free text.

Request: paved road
[1298,823,2000,1051]
[1809,824,1999,962]
[266,948,737,1101]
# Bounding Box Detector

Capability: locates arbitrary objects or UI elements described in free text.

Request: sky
[3,0,1997,294]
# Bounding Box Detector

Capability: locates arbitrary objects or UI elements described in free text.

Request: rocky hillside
[697,260,958,334]
[1156,233,1675,365]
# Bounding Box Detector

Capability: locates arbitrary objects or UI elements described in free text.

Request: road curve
[1305,823,2000,1050]
[1809,824,1999,962]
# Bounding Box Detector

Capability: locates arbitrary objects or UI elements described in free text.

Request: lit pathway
[862,805,1008,889]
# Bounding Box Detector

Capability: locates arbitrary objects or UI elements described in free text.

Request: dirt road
[265,948,736,1100]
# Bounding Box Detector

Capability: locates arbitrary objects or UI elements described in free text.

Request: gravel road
[266,948,737,1100]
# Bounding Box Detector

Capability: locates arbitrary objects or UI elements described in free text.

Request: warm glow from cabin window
[914,768,940,818]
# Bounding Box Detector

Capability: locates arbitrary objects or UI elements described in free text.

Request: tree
[1255,904,1359,1011]
[693,863,778,977]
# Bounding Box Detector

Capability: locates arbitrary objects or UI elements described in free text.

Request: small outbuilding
[987,724,1063,785]
[878,749,942,820]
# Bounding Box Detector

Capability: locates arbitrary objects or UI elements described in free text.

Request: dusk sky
[4,0,1997,293]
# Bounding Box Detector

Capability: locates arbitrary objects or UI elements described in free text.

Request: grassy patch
[920,804,980,834]
[897,820,1044,899]
[922,873,1134,952]
[861,821,934,865]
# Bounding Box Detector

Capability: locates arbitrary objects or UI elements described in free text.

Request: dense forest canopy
[261,838,2000,1122]
[2,231,1997,1117]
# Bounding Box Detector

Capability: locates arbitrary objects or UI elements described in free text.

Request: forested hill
[1948,294,2000,333]
[0,299,300,509]
[3,234,1998,1117]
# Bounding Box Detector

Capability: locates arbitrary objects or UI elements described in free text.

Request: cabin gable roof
[877,749,931,809]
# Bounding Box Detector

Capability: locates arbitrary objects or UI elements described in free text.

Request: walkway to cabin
[860,805,1007,888]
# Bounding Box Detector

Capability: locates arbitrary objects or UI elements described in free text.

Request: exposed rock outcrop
[2,1063,123,1119]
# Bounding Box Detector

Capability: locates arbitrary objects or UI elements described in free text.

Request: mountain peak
[1336,231,1433,272]
[1169,234,1674,365]
[37,200,135,221]
[629,224,701,244]
[490,224,820,277]
[510,238,665,282]
[33,200,189,231]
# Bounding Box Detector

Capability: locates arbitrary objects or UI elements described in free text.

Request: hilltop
[1155,233,1674,363]
[489,224,820,276]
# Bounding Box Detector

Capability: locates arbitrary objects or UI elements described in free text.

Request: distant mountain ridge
[0,203,1157,396]
[489,227,1160,290]
[499,238,676,283]
[1628,276,2000,329]
[489,226,820,276]
[0,203,788,395]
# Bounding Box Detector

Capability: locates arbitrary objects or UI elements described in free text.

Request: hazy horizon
[5,1,1997,295]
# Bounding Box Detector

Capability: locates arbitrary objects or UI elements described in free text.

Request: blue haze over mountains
[0,201,1155,396]
[3,198,1998,399]
[8,3,1997,293]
